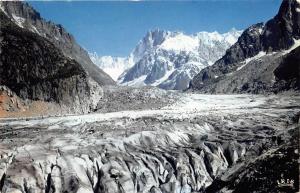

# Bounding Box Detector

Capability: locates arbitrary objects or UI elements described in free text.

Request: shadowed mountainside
[0,8,102,115]
[190,0,300,94]
[0,1,115,86]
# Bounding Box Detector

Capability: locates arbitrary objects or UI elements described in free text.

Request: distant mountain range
[190,0,300,93]
[89,53,134,81]
[90,0,300,93]
[90,29,241,90]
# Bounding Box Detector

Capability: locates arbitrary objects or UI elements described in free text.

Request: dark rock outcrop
[273,46,300,91]
[190,0,300,93]
[262,0,300,51]
[0,1,115,86]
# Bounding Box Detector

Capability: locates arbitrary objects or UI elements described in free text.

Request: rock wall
[0,11,102,114]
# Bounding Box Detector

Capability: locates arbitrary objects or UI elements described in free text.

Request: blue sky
[29,0,282,57]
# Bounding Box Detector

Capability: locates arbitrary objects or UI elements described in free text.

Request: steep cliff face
[273,46,300,91]
[0,1,115,86]
[190,0,300,93]
[0,10,102,114]
[262,0,300,51]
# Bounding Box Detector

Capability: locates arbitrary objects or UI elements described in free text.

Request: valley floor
[0,91,299,193]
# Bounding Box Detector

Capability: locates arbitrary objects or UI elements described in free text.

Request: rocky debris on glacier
[0,94,299,193]
[96,86,180,113]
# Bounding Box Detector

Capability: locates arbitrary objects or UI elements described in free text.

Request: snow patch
[122,75,147,87]
[284,38,300,54]
[0,3,7,15]
[11,14,25,28]
[236,63,248,72]
[152,68,175,86]
[244,51,266,64]
[30,25,41,35]
[233,51,267,73]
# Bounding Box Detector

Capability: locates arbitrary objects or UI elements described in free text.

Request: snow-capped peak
[159,33,199,52]
[131,29,174,62]
[118,28,242,90]
[132,29,242,60]
[89,52,134,81]
[196,29,242,47]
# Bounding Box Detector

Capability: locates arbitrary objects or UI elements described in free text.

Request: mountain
[190,0,300,93]
[0,2,104,116]
[118,29,242,90]
[0,1,115,86]
[89,53,134,81]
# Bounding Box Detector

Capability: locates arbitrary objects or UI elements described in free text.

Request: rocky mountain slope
[119,29,241,90]
[0,1,115,86]
[273,45,300,91]
[0,3,103,115]
[190,0,300,93]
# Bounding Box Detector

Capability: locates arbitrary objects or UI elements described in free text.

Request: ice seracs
[1,92,299,193]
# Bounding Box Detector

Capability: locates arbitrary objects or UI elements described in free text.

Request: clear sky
[29,0,282,57]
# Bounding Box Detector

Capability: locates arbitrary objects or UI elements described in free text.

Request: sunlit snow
[11,14,25,28]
